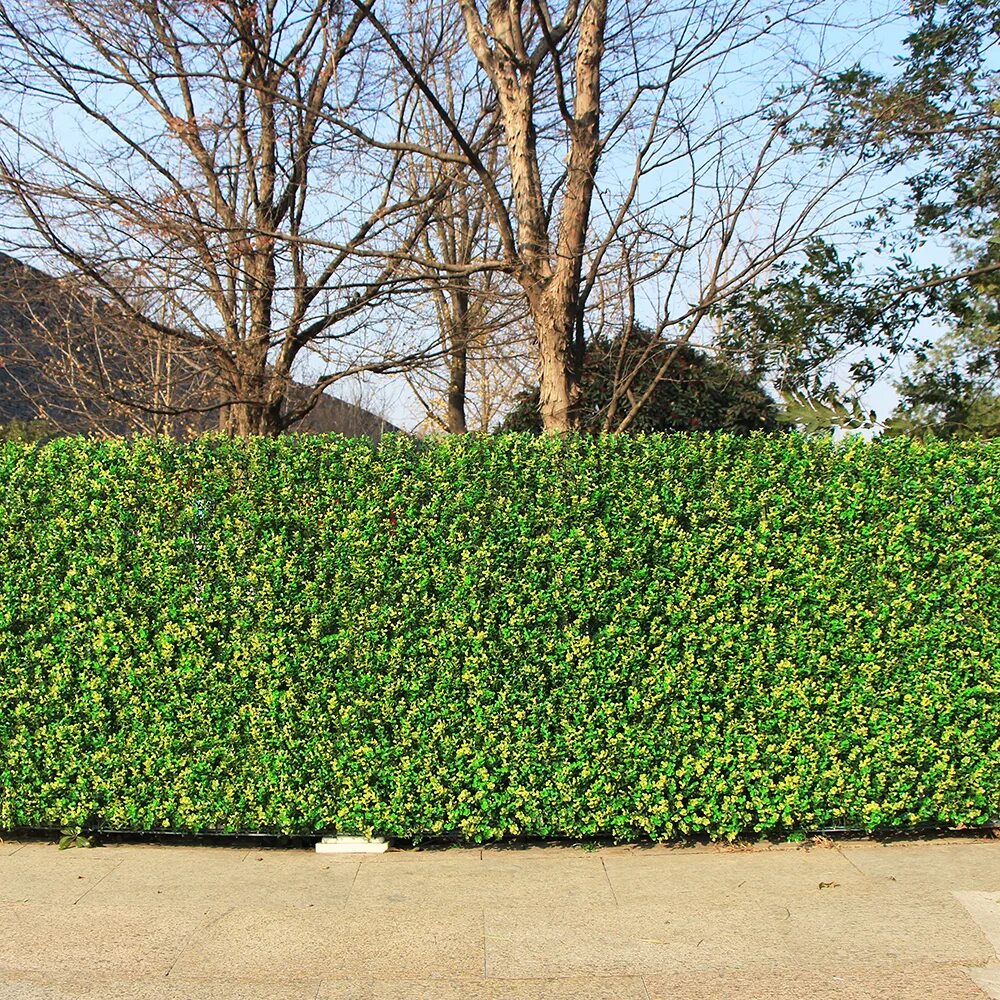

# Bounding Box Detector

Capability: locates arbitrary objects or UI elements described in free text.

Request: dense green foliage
[1,434,998,842]
[735,3,1000,439]
[822,0,999,241]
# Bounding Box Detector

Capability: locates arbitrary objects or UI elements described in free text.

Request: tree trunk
[445,287,471,434]
[533,297,579,433]
[223,366,284,436]
[446,344,468,434]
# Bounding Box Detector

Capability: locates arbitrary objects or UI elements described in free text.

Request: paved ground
[1,835,1000,999]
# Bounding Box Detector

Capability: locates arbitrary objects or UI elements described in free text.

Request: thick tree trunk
[535,316,575,431]
[224,399,274,436]
[445,288,470,434]
[446,347,468,434]
[222,363,284,436]
[530,289,580,433]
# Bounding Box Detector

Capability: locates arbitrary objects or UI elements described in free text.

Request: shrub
[0,433,997,841]
[498,330,782,435]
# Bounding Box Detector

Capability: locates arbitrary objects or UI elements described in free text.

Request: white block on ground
[315,835,388,854]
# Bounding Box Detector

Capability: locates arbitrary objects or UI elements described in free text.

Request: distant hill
[0,252,397,440]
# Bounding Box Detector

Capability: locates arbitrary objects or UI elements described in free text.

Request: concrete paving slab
[350,852,613,907]
[644,967,993,999]
[8,970,988,1000]
[603,844,865,907]
[0,850,124,905]
[751,885,994,968]
[480,853,615,906]
[315,980,487,1000]
[486,977,648,999]
[0,903,211,979]
[76,847,359,910]
[969,966,1000,1000]
[316,977,648,1000]
[346,851,484,906]
[0,837,25,856]
[2,839,1000,996]
[367,847,482,863]
[485,901,771,978]
[956,892,1000,952]
[482,845,598,859]
[485,886,996,980]
[88,844,249,863]
[337,905,486,980]
[0,975,320,999]
[841,842,1000,891]
[956,892,1000,999]
[170,905,484,981]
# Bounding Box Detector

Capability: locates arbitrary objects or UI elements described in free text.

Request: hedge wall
[0,433,997,841]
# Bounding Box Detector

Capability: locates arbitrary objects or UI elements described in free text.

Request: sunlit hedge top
[1,433,998,841]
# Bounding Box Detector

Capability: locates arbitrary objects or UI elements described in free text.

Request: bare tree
[357,0,891,433]
[389,0,533,434]
[0,0,443,435]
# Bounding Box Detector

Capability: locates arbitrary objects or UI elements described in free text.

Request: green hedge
[0,433,998,841]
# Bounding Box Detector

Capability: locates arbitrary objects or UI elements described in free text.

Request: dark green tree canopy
[499,327,782,435]
[732,3,1000,438]
[0,419,59,444]
[884,325,1000,439]
[819,0,1000,244]
[711,239,926,400]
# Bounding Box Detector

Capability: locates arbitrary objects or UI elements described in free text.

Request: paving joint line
[601,856,620,907]
[73,856,125,906]
[344,859,362,904]
[164,905,236,979]
[835,844,869,880]
[482,907,488,980]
